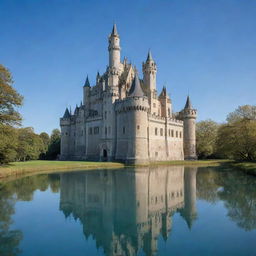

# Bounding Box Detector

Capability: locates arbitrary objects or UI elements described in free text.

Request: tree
[196,120,219,159]
[0,125,18,164]
[0,65,23,126]
[45,129,61,160]
[16,127,45,161]
[216,120,256,161]
[226,105,256,123]
[39,132,50,159]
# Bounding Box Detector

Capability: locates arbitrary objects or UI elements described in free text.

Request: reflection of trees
[196,167,220,203]
[0,174,60,255]
[196,166,256,231]
[217,171,256,231]
[0,184,22,256]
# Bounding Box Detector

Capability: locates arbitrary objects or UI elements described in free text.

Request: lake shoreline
[0,159,231,182]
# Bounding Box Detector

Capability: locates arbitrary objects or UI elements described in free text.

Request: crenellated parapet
[115,96,149,113]
[182,108,197,119]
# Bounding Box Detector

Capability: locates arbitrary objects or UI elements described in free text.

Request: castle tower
[183,96,197,160]
[60,108,71,160]
[115,74,149,164]
[83,75,90,106]
[158,86,172,117]
[108,24,121,88]
[143,51,157,112]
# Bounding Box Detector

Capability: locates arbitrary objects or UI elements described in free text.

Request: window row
[154,128,182,138]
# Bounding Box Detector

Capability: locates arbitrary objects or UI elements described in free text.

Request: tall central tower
[108,24,121,88]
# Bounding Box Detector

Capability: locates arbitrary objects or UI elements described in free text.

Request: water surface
[0,165,256,256]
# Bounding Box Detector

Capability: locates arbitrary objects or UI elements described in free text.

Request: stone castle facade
[60,25,197,163]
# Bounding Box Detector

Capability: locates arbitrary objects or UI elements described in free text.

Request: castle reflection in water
[59,166,197,256]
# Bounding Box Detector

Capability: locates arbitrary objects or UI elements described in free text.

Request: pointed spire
[84,75,90,87]
[63,108,70,118]
[184,95,192,109]
[160,86,167,97]
[128,73,144,97]
[111,23,118,36]
[146,50,153,62]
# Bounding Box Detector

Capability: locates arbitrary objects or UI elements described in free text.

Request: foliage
[196,120,219,159]
[0,64,23,126]
[226,105,256,123]
[216,120,256,161]
[45,129,61,160]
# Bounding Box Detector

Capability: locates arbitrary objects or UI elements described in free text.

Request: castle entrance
[102,149,108,161]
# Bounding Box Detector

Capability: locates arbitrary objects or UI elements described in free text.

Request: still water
[0,166,256,256]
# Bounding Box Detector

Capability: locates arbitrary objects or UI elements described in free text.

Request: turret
[143,51,157,91]
[60,108,71,160]
[108,24,121,88]
[143,51,157,112]
[183,96,197,160]
[158,86,172,117]
[108,24,121,69]
[83,75,90,105]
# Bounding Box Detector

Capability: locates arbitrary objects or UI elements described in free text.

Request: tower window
[171,130,174,137]
[123,126,125,134]
[94,127,99,134]
[137,125,140,130]
[180,131,182,138]
[155,128,158,135]
[105,127,107,135]
[176,131,178,137]
[160,128,163,136]
[105,111,107,119]
[168,129,170,136]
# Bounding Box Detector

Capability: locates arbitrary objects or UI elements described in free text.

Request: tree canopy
[0,65,23,126]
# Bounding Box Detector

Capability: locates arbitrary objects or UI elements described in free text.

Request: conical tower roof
[184,96,192,109]
[63,108,70,118]
[84,75,90,87]
[128,73,144,97]
[147,50,153,62]
[111,24,118,36]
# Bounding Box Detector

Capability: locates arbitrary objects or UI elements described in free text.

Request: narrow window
[155,128,158,135]
[176,131,178,137]
[105,111,107,119]
[137,125,140,130]
[123,126,125,134]
[105,127,107,135]
[171,130,174,137]
[160,128,163,136]
[168,129,170,136]
[180,131,182,138]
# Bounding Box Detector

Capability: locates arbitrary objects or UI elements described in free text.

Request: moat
[0,165,256,256]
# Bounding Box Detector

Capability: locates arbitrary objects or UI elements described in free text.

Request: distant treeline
[196,105,256,161]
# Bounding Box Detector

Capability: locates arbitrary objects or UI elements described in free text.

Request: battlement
[60,118,71,126]
[115,96,149,113]
[183,108,197,118]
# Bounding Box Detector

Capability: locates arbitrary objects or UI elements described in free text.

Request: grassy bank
[0,160,125,180]
[0,159,229,181]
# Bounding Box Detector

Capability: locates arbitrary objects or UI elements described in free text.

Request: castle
[60,25,197,163]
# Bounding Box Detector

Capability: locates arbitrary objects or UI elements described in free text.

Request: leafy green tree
[45,129,61,160]
[0,64,23,126]
[16,127,45,161]
[39,132,50,159]
[216,120,256,161]
[196,120,219,159]
[226,105,256,123]
[0,125,18,164]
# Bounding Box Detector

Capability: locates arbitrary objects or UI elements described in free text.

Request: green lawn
[0,159,230,181]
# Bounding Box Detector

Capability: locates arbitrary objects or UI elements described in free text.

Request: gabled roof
[63,108,70,118]
[128,73,144,97]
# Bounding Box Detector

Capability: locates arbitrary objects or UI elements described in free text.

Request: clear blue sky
[1,0,255,134]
